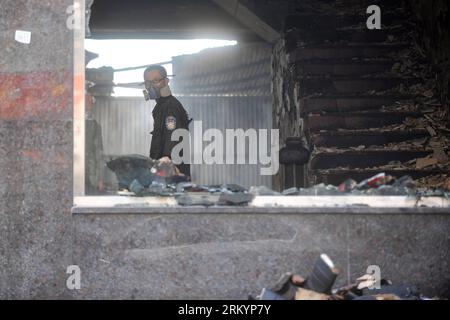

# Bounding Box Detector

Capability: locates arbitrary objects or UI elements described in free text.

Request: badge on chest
[165,116,177,131]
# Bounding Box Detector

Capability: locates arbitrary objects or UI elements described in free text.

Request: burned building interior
[84,0,450,199]
[1,0,450,301]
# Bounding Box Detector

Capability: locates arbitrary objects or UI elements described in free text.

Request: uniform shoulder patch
[165,116,177,131]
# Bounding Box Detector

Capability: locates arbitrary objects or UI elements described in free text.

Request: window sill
[72,195,450,215]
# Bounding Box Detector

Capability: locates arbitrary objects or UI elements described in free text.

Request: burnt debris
[106,156,450,206]
[252,254,436,300]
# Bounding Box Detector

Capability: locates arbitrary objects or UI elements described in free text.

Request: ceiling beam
[211,0,280,43]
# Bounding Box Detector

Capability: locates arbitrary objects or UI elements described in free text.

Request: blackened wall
[271,1,450,188]
[410,0,450,125]
[272,39,305,190]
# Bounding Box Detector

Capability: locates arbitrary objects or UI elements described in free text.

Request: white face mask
[144,83,172,101]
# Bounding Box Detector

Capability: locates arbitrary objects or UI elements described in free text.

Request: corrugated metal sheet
[179,95,273,188]
[172,42,272,96]
[93,97,155,156]
[93,95,273,188]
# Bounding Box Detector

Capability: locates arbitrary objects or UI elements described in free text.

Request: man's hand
[157,157,182,176]
[158,156,172,164]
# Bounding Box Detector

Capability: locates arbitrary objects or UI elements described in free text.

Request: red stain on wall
[22,149,43,161]
[0,70,72,121]
[21,149,71,167]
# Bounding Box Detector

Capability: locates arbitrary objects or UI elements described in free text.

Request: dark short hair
[144,65,168,78]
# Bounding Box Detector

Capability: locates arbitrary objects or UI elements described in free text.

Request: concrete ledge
[72,195,450,215]
[72,206,450,215]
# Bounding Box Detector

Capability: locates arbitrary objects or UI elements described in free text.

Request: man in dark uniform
[144,65,191,179]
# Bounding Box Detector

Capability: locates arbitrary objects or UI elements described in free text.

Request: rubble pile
[282,172,449,196]
[251,254,438,300]
[107,156,450,205]
[361,28,450,181]
[307,41,450,187]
